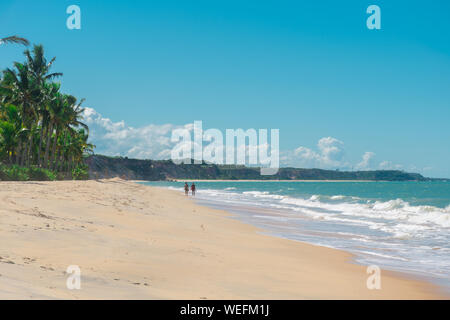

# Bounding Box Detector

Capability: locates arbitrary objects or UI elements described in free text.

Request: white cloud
[282,138,413,172]
[83,108,415,173]
[317,137,345,164]
[83,108,279,167]
[282,137,349,169]
[82,107,192,159]
[379,160,403,170]
[355,152,376,170]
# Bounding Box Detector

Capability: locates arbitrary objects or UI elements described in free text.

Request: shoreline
[172,179,382,182]
[191,194,450,293]
[194,199,447,291]
[0,179,446,299]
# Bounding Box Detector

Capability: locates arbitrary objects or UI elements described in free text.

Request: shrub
[72,165,89,180]
[28,166,57,181]
[0,164,57,181]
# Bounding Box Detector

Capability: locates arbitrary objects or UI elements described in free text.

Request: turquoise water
[141,181,450,289]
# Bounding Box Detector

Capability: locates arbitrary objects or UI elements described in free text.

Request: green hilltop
[86,155,439,181]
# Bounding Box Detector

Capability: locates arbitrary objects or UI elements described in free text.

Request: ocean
[141,180,450,290]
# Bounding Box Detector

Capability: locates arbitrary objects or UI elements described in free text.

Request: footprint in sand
[40,265,55,271]
[131,282,150,286]
[0,258,15,265]
[23,257,36,264]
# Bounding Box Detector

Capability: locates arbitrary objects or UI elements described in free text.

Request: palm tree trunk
[60,153,65,173]
[27,134,33,167]
[55,149,63,172]
[51,127,59,171]
[43,122,53,168]
[15,143,22,165]
[38,125,45,167]
[20,141,27,166]
[69,156,74,178]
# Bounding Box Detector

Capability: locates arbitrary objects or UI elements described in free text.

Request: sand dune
[0,179,445,299]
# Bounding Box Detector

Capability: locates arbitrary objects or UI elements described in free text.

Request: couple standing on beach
[184,183,196,196]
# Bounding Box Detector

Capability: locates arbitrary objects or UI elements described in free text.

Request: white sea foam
[197,187,450,230]
[277,195,450,229]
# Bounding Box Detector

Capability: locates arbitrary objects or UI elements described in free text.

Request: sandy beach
[0,179,445,299]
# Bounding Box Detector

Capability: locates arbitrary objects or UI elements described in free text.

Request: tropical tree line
[0,36,94,178]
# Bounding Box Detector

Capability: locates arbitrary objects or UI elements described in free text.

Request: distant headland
[86,155,447,182]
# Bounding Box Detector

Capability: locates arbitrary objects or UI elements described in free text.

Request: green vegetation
[71,164,89,180]
[87,155,432,181]
[0,36,94,181]
[0,163,57,181]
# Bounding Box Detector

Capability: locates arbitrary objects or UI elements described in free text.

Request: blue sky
[1,0,449,177]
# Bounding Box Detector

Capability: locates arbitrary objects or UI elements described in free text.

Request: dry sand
[0,179,446,299]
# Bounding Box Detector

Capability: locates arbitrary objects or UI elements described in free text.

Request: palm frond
[0,36,30,46]
[44,72,63,80]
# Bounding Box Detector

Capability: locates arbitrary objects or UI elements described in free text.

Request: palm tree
[64,129,94,175]
[42,83,62,168]
[0,42,94,178]
[1,62,39,166]
[0,105,21,163]
[25,45,63,84]
[50,94,88,171]
[0,36,29,46]
[1,45,63,167]
[48,94,73,170]
[24,45,63,166]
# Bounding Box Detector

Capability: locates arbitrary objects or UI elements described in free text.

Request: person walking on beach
[184,182,189,196]
[191,183,196,196]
